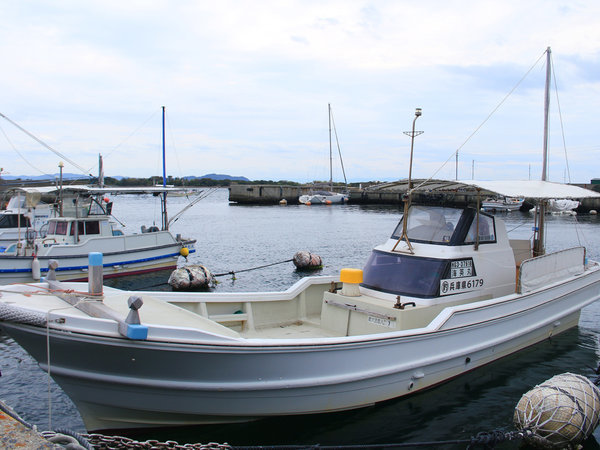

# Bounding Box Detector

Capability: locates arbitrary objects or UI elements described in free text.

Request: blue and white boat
[0,186,195,283]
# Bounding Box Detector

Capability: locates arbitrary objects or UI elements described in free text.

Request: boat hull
[2,268,599,431]
[0,233,195,284]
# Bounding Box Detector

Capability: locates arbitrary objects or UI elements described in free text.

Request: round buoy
[325,200,332,205]
[305,201,312,206]
[293,251,322,270]
[168,265,214,290]
[279,199,288,205]
[180,247,190,257]
[513,372,600,449]
[590,210,598,215]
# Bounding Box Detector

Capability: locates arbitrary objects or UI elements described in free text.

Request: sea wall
[228,185,353,204]
[229,182,600,212]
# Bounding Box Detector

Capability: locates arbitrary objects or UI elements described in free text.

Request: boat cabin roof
[371,179,600,201]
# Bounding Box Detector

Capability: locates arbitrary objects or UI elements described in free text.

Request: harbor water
[2,188,600,448]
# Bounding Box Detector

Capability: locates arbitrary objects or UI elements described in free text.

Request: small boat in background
[546,198,579,215]
[300,104,349,205]
[299,189,348,205]
[0,188,56,249]
[0,185,196,283]
[481,196,524,212]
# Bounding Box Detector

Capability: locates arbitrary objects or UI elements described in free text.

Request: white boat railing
[517,247,586,294]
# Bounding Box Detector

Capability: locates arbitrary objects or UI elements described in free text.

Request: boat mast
[162,106,169,231]
[328,103,333,191]
[533,47,551,256]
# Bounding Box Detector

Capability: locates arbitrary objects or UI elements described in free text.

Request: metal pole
[534,47,551,257]
[162,106,168,231]
[392,108,423,253]
[455,152,458,180]
[59,161,64,217]
[328,103,333,190]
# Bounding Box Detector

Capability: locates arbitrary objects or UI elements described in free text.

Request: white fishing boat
[299,104,349,205]
[0,179,599,432]
[0,108,201,284]
[2,47,599,433]
[0,185,196,283]
[0,187,57,249]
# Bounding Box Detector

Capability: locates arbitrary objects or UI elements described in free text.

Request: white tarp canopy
[458,180,600,200]
[371,179,600,200]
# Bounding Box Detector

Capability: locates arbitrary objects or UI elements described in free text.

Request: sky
[1,1,599,184]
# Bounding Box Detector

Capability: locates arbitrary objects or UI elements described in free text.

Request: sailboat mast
[534,47,551,256]
[542,47,551,182]
[328,103,333,190]
[162,106,168,231]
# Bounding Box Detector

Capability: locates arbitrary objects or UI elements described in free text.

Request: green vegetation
[102,176,305,187]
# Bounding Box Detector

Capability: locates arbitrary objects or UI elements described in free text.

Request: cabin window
[464,214,496,244]
[0,214,31,228]
[361,250,448,297]
[71,222,83,236]
[69,221,101,235]
[50,221,69,235]
[85,221,100,234]
[392,206,463,244]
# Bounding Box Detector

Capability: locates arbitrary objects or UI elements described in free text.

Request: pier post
[88,252,103,296]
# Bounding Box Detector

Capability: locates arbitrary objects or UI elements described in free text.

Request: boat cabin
[39,216,124,246]
[360,204,523,303]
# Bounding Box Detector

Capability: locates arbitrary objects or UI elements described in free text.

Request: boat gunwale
[3,261,599,348]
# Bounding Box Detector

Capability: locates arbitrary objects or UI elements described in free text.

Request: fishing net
[514,372,600,449]
[168,265,214,290]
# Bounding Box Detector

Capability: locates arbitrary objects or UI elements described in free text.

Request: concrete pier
[0,400,60,449]
[229,181,600,212]
[228,184,355,205]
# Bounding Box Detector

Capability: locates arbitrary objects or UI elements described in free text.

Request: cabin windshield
[392,205,463,244]
[391,205,496,246]
[361,250,447,297]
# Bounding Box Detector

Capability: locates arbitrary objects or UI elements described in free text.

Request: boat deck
[241,320,340,339]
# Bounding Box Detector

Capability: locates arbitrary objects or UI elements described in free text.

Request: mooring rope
[214,259,294,277]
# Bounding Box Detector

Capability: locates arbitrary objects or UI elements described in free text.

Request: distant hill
[2,173,90,181]
[184,174,250,182]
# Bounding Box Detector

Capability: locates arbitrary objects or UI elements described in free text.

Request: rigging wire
[0,122,53,176]
[550,56,572,184]
[165,110,186,184]
[0,112,91,176]
[329,105,349,186]
[411,49,548,193]
[98,109,159,163]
